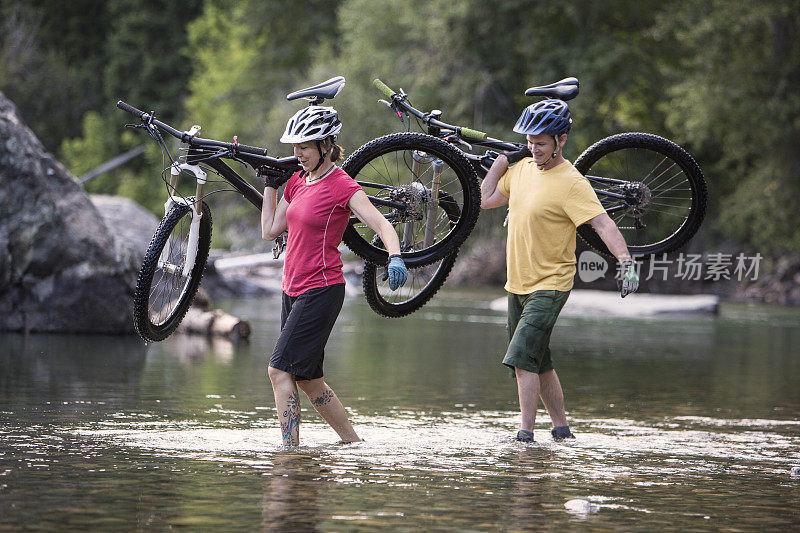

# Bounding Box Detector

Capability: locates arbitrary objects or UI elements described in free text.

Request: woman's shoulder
[329,167,361,189]
[330,166,354,181]
[283,170,304,197]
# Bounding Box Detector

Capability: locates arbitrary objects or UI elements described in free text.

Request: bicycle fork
[159,163,207,279]
[404,151,443,250]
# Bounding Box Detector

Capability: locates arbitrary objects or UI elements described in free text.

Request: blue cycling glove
[387,255,407,291]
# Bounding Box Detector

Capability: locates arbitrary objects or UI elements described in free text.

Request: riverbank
[197,240,799,311]
[446,235,800,307]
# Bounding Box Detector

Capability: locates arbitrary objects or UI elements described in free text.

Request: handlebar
[372,79,492,143]
[116,100,270,157]
[373,78,396,100]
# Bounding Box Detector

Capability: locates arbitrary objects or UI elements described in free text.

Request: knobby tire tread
[574,132,707,259]
[362,250,459,318]
[342,132,480,267]
[133,200,212,342]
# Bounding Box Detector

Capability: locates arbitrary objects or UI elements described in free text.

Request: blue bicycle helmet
[513,99,572,136]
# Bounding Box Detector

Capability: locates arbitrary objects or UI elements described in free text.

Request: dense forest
[2,0,799,255]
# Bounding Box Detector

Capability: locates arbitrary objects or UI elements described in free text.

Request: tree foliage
[2,0,799,253]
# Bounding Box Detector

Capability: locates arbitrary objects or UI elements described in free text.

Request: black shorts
[269,283,345,381]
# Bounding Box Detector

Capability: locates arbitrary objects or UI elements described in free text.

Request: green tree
[661,0,800,252]
[185,0,340,148]
[58,0,201,212]
[103,0,201,123]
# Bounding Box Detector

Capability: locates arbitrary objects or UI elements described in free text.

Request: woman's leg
[268,366,301,446]
[297,378,360,443]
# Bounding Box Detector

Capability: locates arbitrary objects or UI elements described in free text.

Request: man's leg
[515,367,541,433]
[268,366,301,446]
[297,378,360,443]
[538,369,567,427]
[539,368,574,439]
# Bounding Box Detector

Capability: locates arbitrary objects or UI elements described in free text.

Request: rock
[448,236,506,286]
[490,289,719,316]
[200,252,281,299]
[564,498,600,515]
[90,194,159,261]
[0,91,139,333]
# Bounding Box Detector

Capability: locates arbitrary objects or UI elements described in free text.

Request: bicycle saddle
[286,76,346,102]
[524,77,579,101]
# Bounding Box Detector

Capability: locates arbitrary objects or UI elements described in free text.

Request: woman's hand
[260,167,293,189]
[387,255,407,290]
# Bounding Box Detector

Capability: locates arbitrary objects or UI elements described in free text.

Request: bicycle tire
[361,192,461,318]
[574,132,707,258]
[362,250,458,318]
[133,199,212,342]
[342,132,480,267]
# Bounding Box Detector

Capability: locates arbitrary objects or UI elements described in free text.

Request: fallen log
[177,307,251,340]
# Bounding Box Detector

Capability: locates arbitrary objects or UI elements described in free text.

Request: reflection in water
[161,333,239,365]
[0,332,147,402]
[262,453,323,532]
[509,447,553,525]
[1,296,799,530]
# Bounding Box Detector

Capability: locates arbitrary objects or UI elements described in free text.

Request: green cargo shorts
[503,290,570,376]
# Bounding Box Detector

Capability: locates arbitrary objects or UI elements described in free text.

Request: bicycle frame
[117,99,417,268]
[373,79,635,215]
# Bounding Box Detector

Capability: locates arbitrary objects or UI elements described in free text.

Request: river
[1,289,799,531]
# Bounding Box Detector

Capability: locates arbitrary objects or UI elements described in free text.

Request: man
[481,99,639,442]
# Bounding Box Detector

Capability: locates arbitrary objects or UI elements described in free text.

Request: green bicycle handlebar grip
[373,79,396,99]
[460,127,488,141]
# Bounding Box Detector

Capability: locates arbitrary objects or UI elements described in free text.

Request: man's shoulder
[557,160,585,180]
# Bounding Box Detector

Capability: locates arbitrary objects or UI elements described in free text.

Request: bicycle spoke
[348,146,467,256]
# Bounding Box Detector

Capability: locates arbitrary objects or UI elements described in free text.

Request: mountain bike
[349,77,707,318]
[117,77,479,341]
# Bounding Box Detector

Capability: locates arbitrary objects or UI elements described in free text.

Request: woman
[261,105,407,446]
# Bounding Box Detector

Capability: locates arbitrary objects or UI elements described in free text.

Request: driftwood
[177,307,251,340]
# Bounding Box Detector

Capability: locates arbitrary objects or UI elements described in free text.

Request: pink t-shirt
[282,167,362,296]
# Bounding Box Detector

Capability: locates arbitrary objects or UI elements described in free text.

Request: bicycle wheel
[363,251,458,318]
[361,193,461,318]
[133,199,212,342]
[574,132,707,258]
[342,132,480,267]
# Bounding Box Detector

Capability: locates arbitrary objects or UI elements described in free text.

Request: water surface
[2,291,799,531]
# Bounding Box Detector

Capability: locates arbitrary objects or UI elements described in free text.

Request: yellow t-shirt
[497,158,606,294]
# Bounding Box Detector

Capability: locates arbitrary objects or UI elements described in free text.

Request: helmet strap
[313,140,327,172]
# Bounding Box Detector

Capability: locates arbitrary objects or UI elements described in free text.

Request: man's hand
[505,146,531,164]
[387,254,407,291]
[618,259,639,298]
[260,167,293,189]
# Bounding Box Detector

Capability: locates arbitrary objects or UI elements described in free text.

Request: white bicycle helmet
[280,106,342,144]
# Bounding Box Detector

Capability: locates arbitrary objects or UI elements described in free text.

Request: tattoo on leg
[280,391,301,446]
[312,388,334,407]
